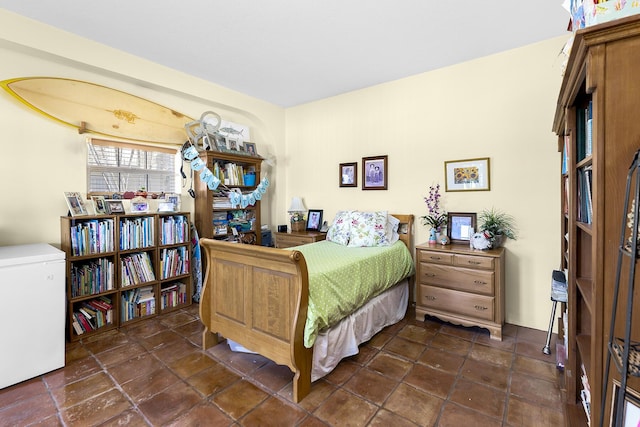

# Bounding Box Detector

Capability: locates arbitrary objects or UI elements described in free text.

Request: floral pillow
[326,210,353,246]
[347,211,389,247]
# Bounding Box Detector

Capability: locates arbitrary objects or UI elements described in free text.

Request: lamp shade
[288,197,306,212]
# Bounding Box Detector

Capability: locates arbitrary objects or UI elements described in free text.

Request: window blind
[87,139,178,195]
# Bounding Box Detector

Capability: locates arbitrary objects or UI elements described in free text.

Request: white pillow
[347,211,389,247]
[326,210,353,246]
[385,214,400,246]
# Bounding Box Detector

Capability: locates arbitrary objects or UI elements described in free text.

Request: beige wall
[0,10,285,247]
[0,9,571,331]
[286,35,570,331]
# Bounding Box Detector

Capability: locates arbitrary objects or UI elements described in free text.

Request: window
[87,139,178,195]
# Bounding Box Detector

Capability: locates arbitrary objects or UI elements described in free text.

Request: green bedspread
[293,240,415,348]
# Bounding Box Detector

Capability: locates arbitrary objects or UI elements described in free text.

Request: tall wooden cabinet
[552,15,640,425]
[193,151,262,245]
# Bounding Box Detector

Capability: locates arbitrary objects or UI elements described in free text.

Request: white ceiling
[0,1,570,107]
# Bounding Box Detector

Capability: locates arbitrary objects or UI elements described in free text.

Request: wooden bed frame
[199,214,413,402]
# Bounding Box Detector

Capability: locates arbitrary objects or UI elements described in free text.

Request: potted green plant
[478,207,517,247]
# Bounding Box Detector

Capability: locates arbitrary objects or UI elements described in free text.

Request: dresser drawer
[417,250,453,265]
[418,285,495,321]
[274,232,326,249]
[418,263,494,295]
[454,254,494,270]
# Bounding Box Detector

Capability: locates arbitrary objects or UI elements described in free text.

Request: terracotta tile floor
[0,304,566,426]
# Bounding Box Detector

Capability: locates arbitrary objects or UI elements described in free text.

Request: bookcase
[60,212,192,341]
[193,150,262,245]
[552,15,640,425]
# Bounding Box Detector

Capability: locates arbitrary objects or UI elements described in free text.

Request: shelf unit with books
[194,150,262,245]
[552,15,640,425]
[117,213,158,326]
[60,212,192,341]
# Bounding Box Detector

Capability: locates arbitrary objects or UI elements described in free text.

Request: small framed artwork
[227,137,240,151]
[447,212,477,244]
[64,192,89,217]
[131,201,149,213]
[444,157,491,192]
[339,162,357,187]
[362,155,388,190]
[91,195,107,215]
[214,135,228,151]
[610,379,640,427]
[244,142,258,157]
[165,193,181,212]
[105,200,125,215]
[158,202,175,212]
[306,209,324,231]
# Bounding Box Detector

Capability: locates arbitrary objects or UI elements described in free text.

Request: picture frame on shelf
[91,195,107,215]
[214,135,227,151]
[339,162,357,187]
[227,137,240,151]
[447,212,477,244]
[444,157,491,192]
[165,193,180,212]
[158,202,175,212]
[306,210,323,231]
[362,155,388,190]
[105,200,125,215]
[64,192,89,217]
[244,142,257,157]
[610,380,640,427]
[131,201,149,213]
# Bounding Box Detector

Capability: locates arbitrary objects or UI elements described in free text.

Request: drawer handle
[473,280,487,285]
[426,295,436,301]
[426,273,436,277]
[474,305,488,311]
[468,260,481,265]
[429,256,441,260]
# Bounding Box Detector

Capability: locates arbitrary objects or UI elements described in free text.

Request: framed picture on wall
[362,155,387,190]
[444,157,490,192]
[339,162,357,187]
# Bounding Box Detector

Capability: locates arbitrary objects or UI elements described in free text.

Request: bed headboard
[390,214,413,251]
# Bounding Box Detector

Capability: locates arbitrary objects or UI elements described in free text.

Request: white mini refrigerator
[0,243,66,389]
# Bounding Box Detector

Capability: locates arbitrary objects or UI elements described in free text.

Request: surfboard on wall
[0,77,193,145]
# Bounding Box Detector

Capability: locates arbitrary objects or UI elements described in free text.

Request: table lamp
[288,197,306,231]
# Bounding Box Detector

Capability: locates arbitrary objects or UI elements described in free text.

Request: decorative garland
[182,113,270,208]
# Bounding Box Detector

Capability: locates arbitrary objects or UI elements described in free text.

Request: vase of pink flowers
[421,184,447,243]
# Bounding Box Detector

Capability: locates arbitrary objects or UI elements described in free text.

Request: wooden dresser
[415,243,505,340]
[274,231,326,248]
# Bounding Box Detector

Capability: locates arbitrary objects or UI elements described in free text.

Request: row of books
[70,218,115,256]
[576,100,593,163]
[160,282,188,309]
[70,258,115,297]
[119,216,155,250]
[71,296,114,335]
[160,247,190,279]
[120,252,156,286]
[211,161,253,186]
[159,215,188,245]
[577,166,593,224]
[121,286,155,321]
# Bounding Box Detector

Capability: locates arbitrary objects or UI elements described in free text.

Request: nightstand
[415,243,505,340]
[274,231,326,248]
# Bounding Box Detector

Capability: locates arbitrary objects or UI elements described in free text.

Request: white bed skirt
[227,278,409,382]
